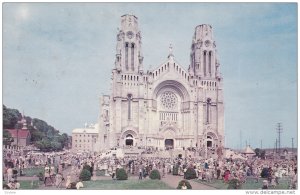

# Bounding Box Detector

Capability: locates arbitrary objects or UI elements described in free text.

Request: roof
[243,145,255,154]
[72,128,98,134]
[6,129,31,139]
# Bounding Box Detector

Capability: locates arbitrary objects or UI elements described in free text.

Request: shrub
[261,168,269,178]
[172,164,179,175]
[83,164,91,172]
[116,168,128,180]
[185,167,197,180]
[177,180,192,189]
[149,169,161,180]
[79,169,91,181]
[38,172,44,181]
[227,179,242,189]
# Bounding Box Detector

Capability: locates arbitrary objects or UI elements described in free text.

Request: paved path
[161,174,216,190]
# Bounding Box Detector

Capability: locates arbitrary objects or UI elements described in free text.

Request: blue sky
[3,3,297,149]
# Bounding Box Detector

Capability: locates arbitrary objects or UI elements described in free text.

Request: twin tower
[98,14,224,151]
[114,14,221,80]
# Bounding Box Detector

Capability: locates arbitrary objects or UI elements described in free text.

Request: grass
[82,179,172,190]
[194,178,290,190]
[22,167,44,177]
[3,180,40,190]
[95,169,106,176]
[20,180,40,189]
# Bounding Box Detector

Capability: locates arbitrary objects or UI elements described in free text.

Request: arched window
[131,43,135,71]
[203,51,207,76]
[128,94,132,120]
[209,51,212,75]
[206,98,211,124]
[125,42,129,70]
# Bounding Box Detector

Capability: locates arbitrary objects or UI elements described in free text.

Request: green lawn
[3,180,40,190]
[82,179,172,190]
[95,169,106,176]
[194,178,290,190]
[22,167,44,177]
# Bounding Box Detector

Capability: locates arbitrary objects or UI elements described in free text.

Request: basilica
[96,14,225,152]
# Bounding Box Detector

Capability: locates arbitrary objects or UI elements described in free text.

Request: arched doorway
[125,134,134,146]
[207,136,213,147]
[165,139,174,149]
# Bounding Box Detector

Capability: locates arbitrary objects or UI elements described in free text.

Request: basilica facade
[98,14,224,151]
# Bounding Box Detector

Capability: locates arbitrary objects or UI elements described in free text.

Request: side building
[72,124,99,154]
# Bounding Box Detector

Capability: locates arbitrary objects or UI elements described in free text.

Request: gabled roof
[243,145,255,154]
[6,129,31,139]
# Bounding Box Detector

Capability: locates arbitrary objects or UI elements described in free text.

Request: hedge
[149,169,161,180]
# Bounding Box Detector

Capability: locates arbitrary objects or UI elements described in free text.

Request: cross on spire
[168,43,174,59]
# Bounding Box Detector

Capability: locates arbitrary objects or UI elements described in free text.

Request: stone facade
[98,14,224,151]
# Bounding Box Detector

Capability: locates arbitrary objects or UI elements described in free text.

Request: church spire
[189,24,219,79]
[168,43,174,60]
[115,14,143,73]
[21,113,28,130]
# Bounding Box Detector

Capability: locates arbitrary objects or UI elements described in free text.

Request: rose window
[160,91,177,110]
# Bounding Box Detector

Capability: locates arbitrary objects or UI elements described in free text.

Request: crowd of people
[2,147,298,190]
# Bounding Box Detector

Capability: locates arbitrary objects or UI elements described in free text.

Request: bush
[227,179,242,189]
[38,172,44,181]
[177,180,192,189]
[83,164,91,172]
[79,169,91,181]
[149,169,161,180]
[185,167,197,180]
[261,168,269,178]
[173,164,179,175]
[116,168,128,180]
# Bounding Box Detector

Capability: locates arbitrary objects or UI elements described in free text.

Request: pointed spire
[168,43,174,60]
[21,113,28,130]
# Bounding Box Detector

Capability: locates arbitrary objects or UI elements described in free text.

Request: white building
[72,124,99,153]
[97,14,225,152]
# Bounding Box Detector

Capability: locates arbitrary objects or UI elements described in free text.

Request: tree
[3,130,14,146]
[260,150,266,159]
[30,129,45,142]
[3,105,70,152]
[254,148,260,157]
[3,105,21,129]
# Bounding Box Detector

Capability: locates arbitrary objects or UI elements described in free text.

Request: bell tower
[115,14,143,74]
[189,24,220,79]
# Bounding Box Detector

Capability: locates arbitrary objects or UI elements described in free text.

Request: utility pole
[275,139,278,153]
[292,137,294,154]
[276,123,283,154]
[240,130,242,151]
[260,140,262,149]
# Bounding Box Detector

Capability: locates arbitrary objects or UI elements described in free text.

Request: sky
[2,3,298,149]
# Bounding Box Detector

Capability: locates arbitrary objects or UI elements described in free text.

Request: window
[128,94,132,120]
[206,98,211,124]
[209,51,212,74]
[161,91,177,110]
[131,43,135,71]
[203,51,207,76]
[125,42,129,70]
